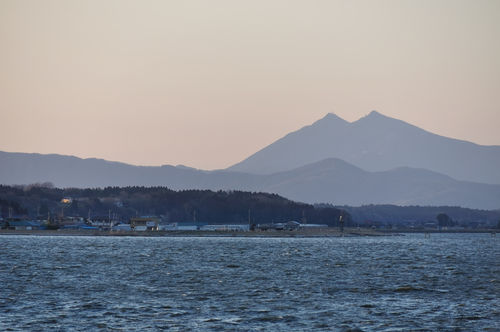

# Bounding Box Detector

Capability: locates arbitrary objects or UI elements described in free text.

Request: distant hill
[227,111,500,184]
[0,151,261,188]
[1,151,499,209]
[259,158,500,209]
[338,204,500,226]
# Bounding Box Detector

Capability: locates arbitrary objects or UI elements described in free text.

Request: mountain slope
[0,151,261,189]
[1,151,499,209]
[260,158,500,209]
[227,111,500,184]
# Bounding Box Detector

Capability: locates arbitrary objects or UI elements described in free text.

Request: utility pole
[248,208,251,231]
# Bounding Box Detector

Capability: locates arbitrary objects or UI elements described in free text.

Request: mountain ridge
[2,111,499,208]
[227,111,500,184]
[1,151,499,209]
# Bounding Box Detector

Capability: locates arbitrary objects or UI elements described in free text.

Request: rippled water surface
[0,234,498,331]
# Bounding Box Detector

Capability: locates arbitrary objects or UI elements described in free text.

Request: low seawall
[0,228,389,237]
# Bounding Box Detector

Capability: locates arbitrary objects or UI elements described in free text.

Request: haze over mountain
[228,111,500,184]
[1,151,499,210]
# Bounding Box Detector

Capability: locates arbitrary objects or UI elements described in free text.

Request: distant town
[0,184,344,233]
[1,184,498,234]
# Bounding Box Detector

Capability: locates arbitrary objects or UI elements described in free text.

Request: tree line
[333,204,500,228]
[0,185,349,226]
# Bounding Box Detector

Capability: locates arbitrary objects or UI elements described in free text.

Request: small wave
[456,315,483,321]
[435,288,449,293]
[394,286,423,292]
[222,317,243,324]
[80,302,105,310]
[169,310,188,317]
[253,315,284,322]
[203,317,221,322]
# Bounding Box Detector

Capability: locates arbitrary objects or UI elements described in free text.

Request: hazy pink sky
[1,0,499,169]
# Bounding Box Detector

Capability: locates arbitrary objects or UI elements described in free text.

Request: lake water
[0,234,498,331]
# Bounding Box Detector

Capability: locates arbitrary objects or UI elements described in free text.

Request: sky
[1,0,499,170]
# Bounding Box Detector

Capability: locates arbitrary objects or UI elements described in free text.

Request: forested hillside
[0,184,347,226]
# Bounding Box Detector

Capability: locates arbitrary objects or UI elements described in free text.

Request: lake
[0,233,498,331]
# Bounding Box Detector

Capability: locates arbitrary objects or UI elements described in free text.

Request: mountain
[0,151,260,189]
[262,158,500,209]
[1,151,499,209]
[227,111,500,184]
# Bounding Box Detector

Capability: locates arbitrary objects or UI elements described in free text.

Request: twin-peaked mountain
[1,111,500,209]
[229,111,500,184]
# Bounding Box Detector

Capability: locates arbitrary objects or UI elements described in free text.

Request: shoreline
[1,228,496,237]
[0,228,390,238]
[379,228,497,234]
